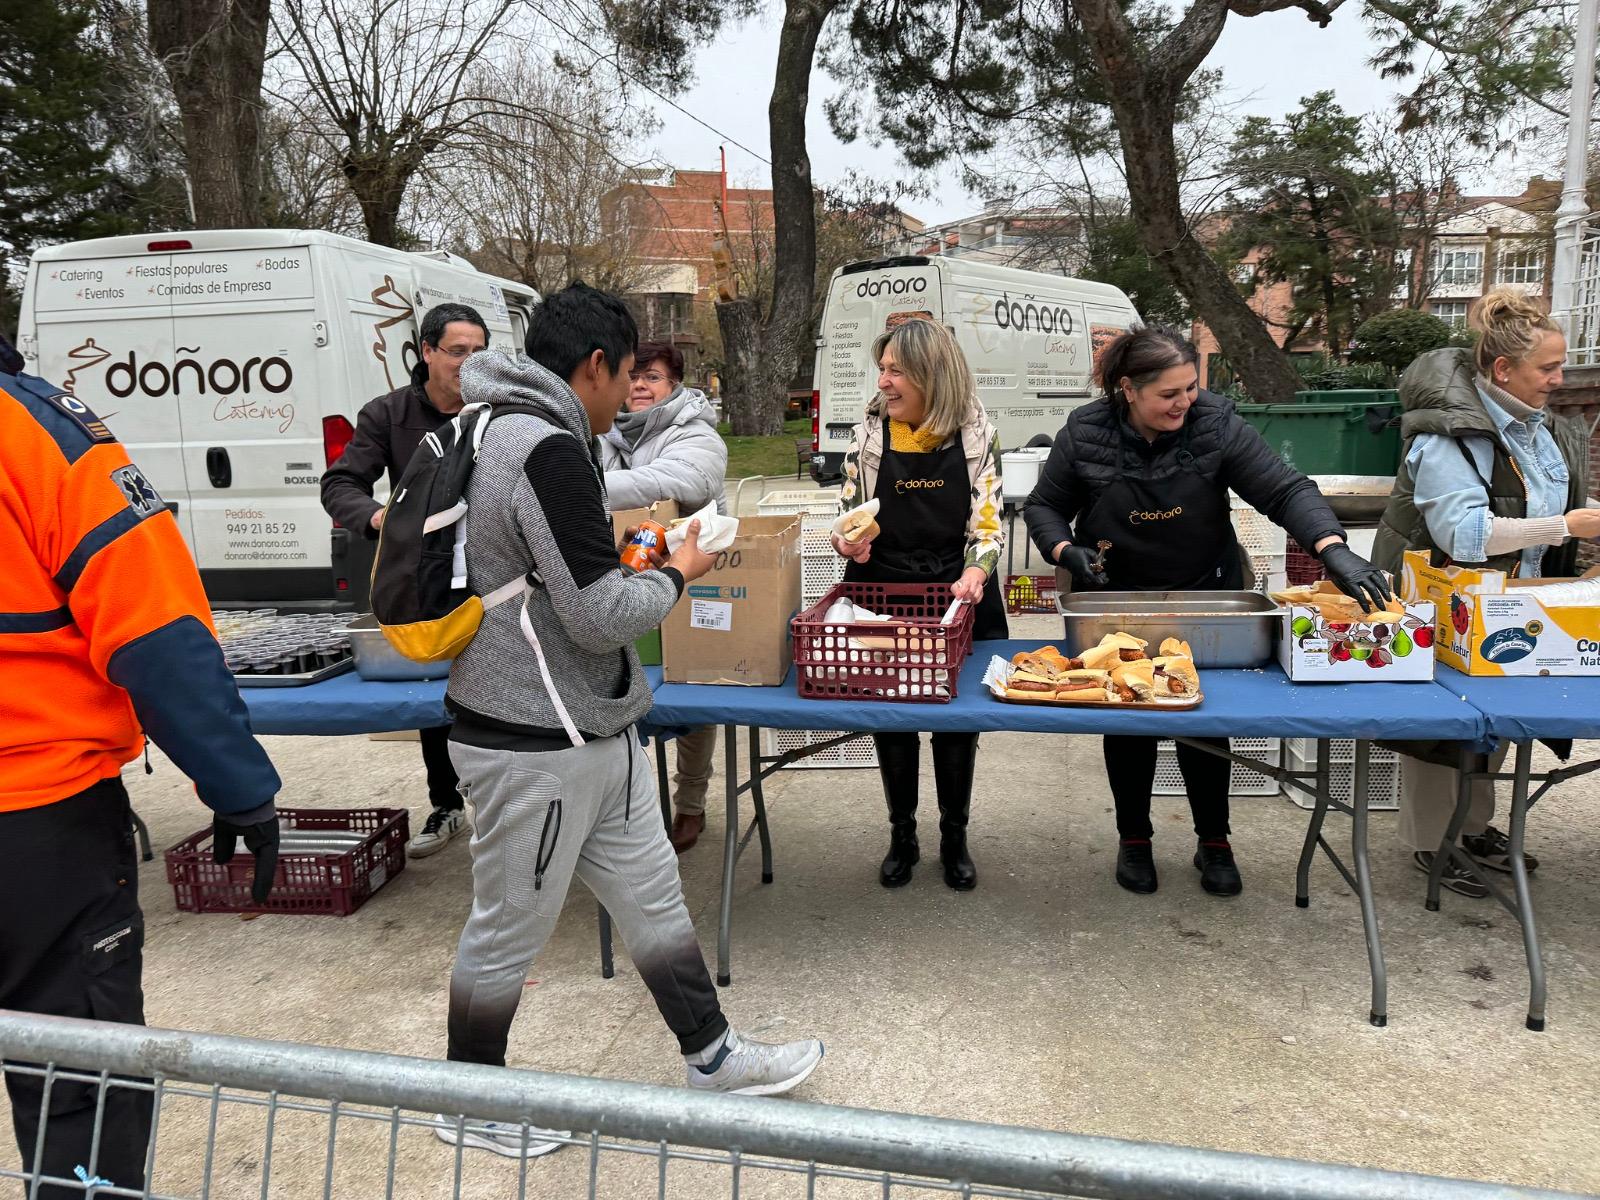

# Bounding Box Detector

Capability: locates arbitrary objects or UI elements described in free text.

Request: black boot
[931,734,978,891]
[1193,839,1243,896]
[1115,841,1158,894]
[875,735,920,887]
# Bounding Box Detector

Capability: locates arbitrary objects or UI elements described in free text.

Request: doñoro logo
[106,346,293,399]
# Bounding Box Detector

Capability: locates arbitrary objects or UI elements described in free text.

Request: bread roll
[1153,655,1199,696]
[1079,643,1122,671]
[1054,684,1110,702]
[1112,658,1156,700]
[1158,637,1193,660]
[1099,632,1149,651]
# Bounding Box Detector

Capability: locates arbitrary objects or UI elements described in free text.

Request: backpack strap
[483,577,583,749]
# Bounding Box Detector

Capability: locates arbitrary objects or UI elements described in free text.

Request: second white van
[810,255,1139,482]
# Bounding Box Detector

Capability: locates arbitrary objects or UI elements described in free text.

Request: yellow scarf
[887,419,946,454]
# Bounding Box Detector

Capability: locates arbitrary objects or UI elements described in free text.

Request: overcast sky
[640,8,1414,225]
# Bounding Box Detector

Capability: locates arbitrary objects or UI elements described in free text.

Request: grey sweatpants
[447,730,728,1065]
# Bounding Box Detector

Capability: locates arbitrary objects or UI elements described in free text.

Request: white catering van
[16,229,536,604]
[810,256,1140,481]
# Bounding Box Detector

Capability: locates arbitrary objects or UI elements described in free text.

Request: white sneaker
[433,1114,567,1158]
[409,807,466,858]
[686,1032,824,1097]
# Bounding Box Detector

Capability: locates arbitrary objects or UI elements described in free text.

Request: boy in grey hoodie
[440,284,823,1160]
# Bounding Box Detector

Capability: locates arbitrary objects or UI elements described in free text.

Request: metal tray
[1056,590,1279,669]
[346,614,453,681]
[994,691,1202,710]
[234,658,353,688]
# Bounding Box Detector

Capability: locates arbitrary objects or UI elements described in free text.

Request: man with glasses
[597,341,728,853]
[321,302,488,858]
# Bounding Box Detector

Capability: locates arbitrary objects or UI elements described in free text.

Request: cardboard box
[1402,550,1600,676]
[610,501,677,666]
[610,500,679,547]
[662,515,801,686]
[1277,599,1437,681]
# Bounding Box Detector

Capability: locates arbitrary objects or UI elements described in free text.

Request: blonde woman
[833,318,1005,890]
[1376,287,1597,896]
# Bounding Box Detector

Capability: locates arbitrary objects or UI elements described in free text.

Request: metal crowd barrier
[0,1011,1582,1199]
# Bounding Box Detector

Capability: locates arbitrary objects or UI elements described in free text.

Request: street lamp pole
[1550,0,1599,336]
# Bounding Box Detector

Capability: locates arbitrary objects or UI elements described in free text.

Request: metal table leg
[1294,738,1332,908]
[1425,747,1478,912]
[716,722,739,987]
[597,904,615,979]
[748,726,774,885]
[1350,740,1387,1027]
[655,736,671,832]
[1290,737,1388,1026]
[131,811,154,863]
[1506,740,1546,1031]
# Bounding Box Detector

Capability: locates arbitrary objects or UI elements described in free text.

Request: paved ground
[7,646,1600,1196]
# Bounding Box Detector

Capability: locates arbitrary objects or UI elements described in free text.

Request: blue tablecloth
[244,667,666,737]
[1436,665,1600,743]
[242,671,449,735]
[649,640,1489,743]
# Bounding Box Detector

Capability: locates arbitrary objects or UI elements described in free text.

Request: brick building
[600,168,778,381]
[1193,178,1561,389]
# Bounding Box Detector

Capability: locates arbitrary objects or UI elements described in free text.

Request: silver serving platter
[1056,590,1279,669]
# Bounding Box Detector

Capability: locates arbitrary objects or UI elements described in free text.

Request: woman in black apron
[834,318,1008,890]
[1023,326,1390,898]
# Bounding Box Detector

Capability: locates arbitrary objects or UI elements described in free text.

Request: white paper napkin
[665,501,740,554]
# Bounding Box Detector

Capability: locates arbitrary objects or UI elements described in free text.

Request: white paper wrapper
[664,501,740,554]
[831,498,881,539]
[982,655,1011,697]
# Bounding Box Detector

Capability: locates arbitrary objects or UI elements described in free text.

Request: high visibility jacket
[0,368,280,814]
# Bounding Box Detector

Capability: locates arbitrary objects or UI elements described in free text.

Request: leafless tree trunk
[716,0,837,436]
[270,0,541,248]
[147,0,271,226]
[1072,0,1314,402]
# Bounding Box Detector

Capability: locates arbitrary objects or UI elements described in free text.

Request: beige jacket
[838,403,1005,576]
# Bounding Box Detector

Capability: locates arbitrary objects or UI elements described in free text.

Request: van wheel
[1026,434,1053,448]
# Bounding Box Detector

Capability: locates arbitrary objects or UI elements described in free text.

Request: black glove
[1320,542,1394,613]
[1057,544,1110,589]
[213,813,280,904]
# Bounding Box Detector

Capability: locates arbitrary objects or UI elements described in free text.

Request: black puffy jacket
[1022,390,1345,573]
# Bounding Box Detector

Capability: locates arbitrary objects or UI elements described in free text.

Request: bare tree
[440,62,653,296]
[147,0,272,226]
[1362,113,1494,306]
[258,103,366,233]
[269,0,559,247]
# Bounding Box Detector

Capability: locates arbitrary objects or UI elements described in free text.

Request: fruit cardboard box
[1277,599,1437,681]
[1402,551,1600,676]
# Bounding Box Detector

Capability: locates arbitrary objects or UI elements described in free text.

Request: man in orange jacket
[0,333,281,1198]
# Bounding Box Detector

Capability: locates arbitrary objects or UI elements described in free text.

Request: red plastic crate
[1286,544,1324,586]
[1004,573,1059,616]
[165,807,408,916]
[791,582,975,704]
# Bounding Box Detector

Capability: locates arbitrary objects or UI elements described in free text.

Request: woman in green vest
[1374,287,1599,896]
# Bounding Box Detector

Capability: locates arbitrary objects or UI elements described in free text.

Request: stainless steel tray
[346,614,453,681]
[234,658,354,688]
[1056,590,1279,668]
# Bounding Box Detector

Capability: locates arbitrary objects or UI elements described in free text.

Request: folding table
[1428,670,1600,1030]
[648,640,1490,1025]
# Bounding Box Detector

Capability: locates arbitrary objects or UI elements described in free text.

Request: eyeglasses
[428,345,479,360]
[629,371,670,385]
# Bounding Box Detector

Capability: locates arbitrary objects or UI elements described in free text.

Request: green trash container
[1234,399,1402,476]
[1292,388,1400,406]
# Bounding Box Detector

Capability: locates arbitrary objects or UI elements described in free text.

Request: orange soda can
[620,520,668,573]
